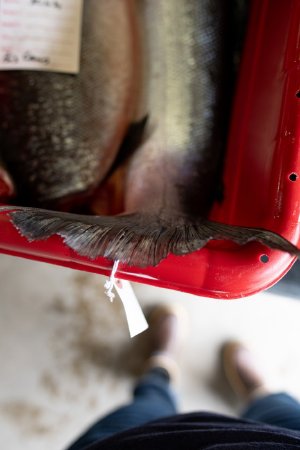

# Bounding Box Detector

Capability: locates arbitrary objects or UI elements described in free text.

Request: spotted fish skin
[0,0,139,207]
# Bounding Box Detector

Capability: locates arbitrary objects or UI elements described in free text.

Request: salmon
[1,0,300,267]
[0,0,138,207]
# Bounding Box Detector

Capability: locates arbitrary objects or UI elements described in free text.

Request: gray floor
[1,253,300,450]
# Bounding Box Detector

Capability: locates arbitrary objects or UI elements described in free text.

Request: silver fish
[1,0,299,267]
[0,0,138,207]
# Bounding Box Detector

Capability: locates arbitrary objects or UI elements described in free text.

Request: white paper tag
[0,0,83,74]
[104,261,148,338]
[114,279,149,338]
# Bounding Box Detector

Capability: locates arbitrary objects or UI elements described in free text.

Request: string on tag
[104,260,119,302]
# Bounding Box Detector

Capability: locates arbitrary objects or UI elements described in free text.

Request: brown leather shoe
[143,304,187,382]
[221,341,270,401]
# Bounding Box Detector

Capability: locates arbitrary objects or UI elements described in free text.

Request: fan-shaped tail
[0,206,299,267]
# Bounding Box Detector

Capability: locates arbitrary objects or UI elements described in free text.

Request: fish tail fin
[197,220,300,258]
[0,206,299,266]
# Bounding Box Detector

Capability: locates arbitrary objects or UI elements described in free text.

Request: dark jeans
[66,369,300,450]
[242,392,300,430]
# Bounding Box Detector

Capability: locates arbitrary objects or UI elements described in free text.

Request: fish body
[0,0,138,207]
[125,0,231,217]
[1,0,300,267]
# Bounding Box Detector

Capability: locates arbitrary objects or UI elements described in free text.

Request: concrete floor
[1,253,300,450]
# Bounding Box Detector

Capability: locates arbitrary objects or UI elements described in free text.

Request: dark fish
[1,0,300,267]
[0,0,139,207]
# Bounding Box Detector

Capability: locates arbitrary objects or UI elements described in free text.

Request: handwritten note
[0,0,83,73]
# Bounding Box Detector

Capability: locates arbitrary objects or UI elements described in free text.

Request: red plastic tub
[1,0,300,299]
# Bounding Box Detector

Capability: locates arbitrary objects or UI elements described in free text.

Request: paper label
[104,261,149,338]
[0,0,83,74]
[114,279,149,338]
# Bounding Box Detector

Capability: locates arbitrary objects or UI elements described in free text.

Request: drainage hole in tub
[260,254,269,263]
[296,90,300,98]
[289,173,298,182]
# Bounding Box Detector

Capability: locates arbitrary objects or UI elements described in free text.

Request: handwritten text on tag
[0,0,83,74]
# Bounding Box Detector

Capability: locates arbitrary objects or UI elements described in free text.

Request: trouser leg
[66,368,178,449]
[241,392,300,431]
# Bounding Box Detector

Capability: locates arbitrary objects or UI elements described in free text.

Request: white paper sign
[114,279,149,338]
[0,0,83,73]
[104,261,149,338]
